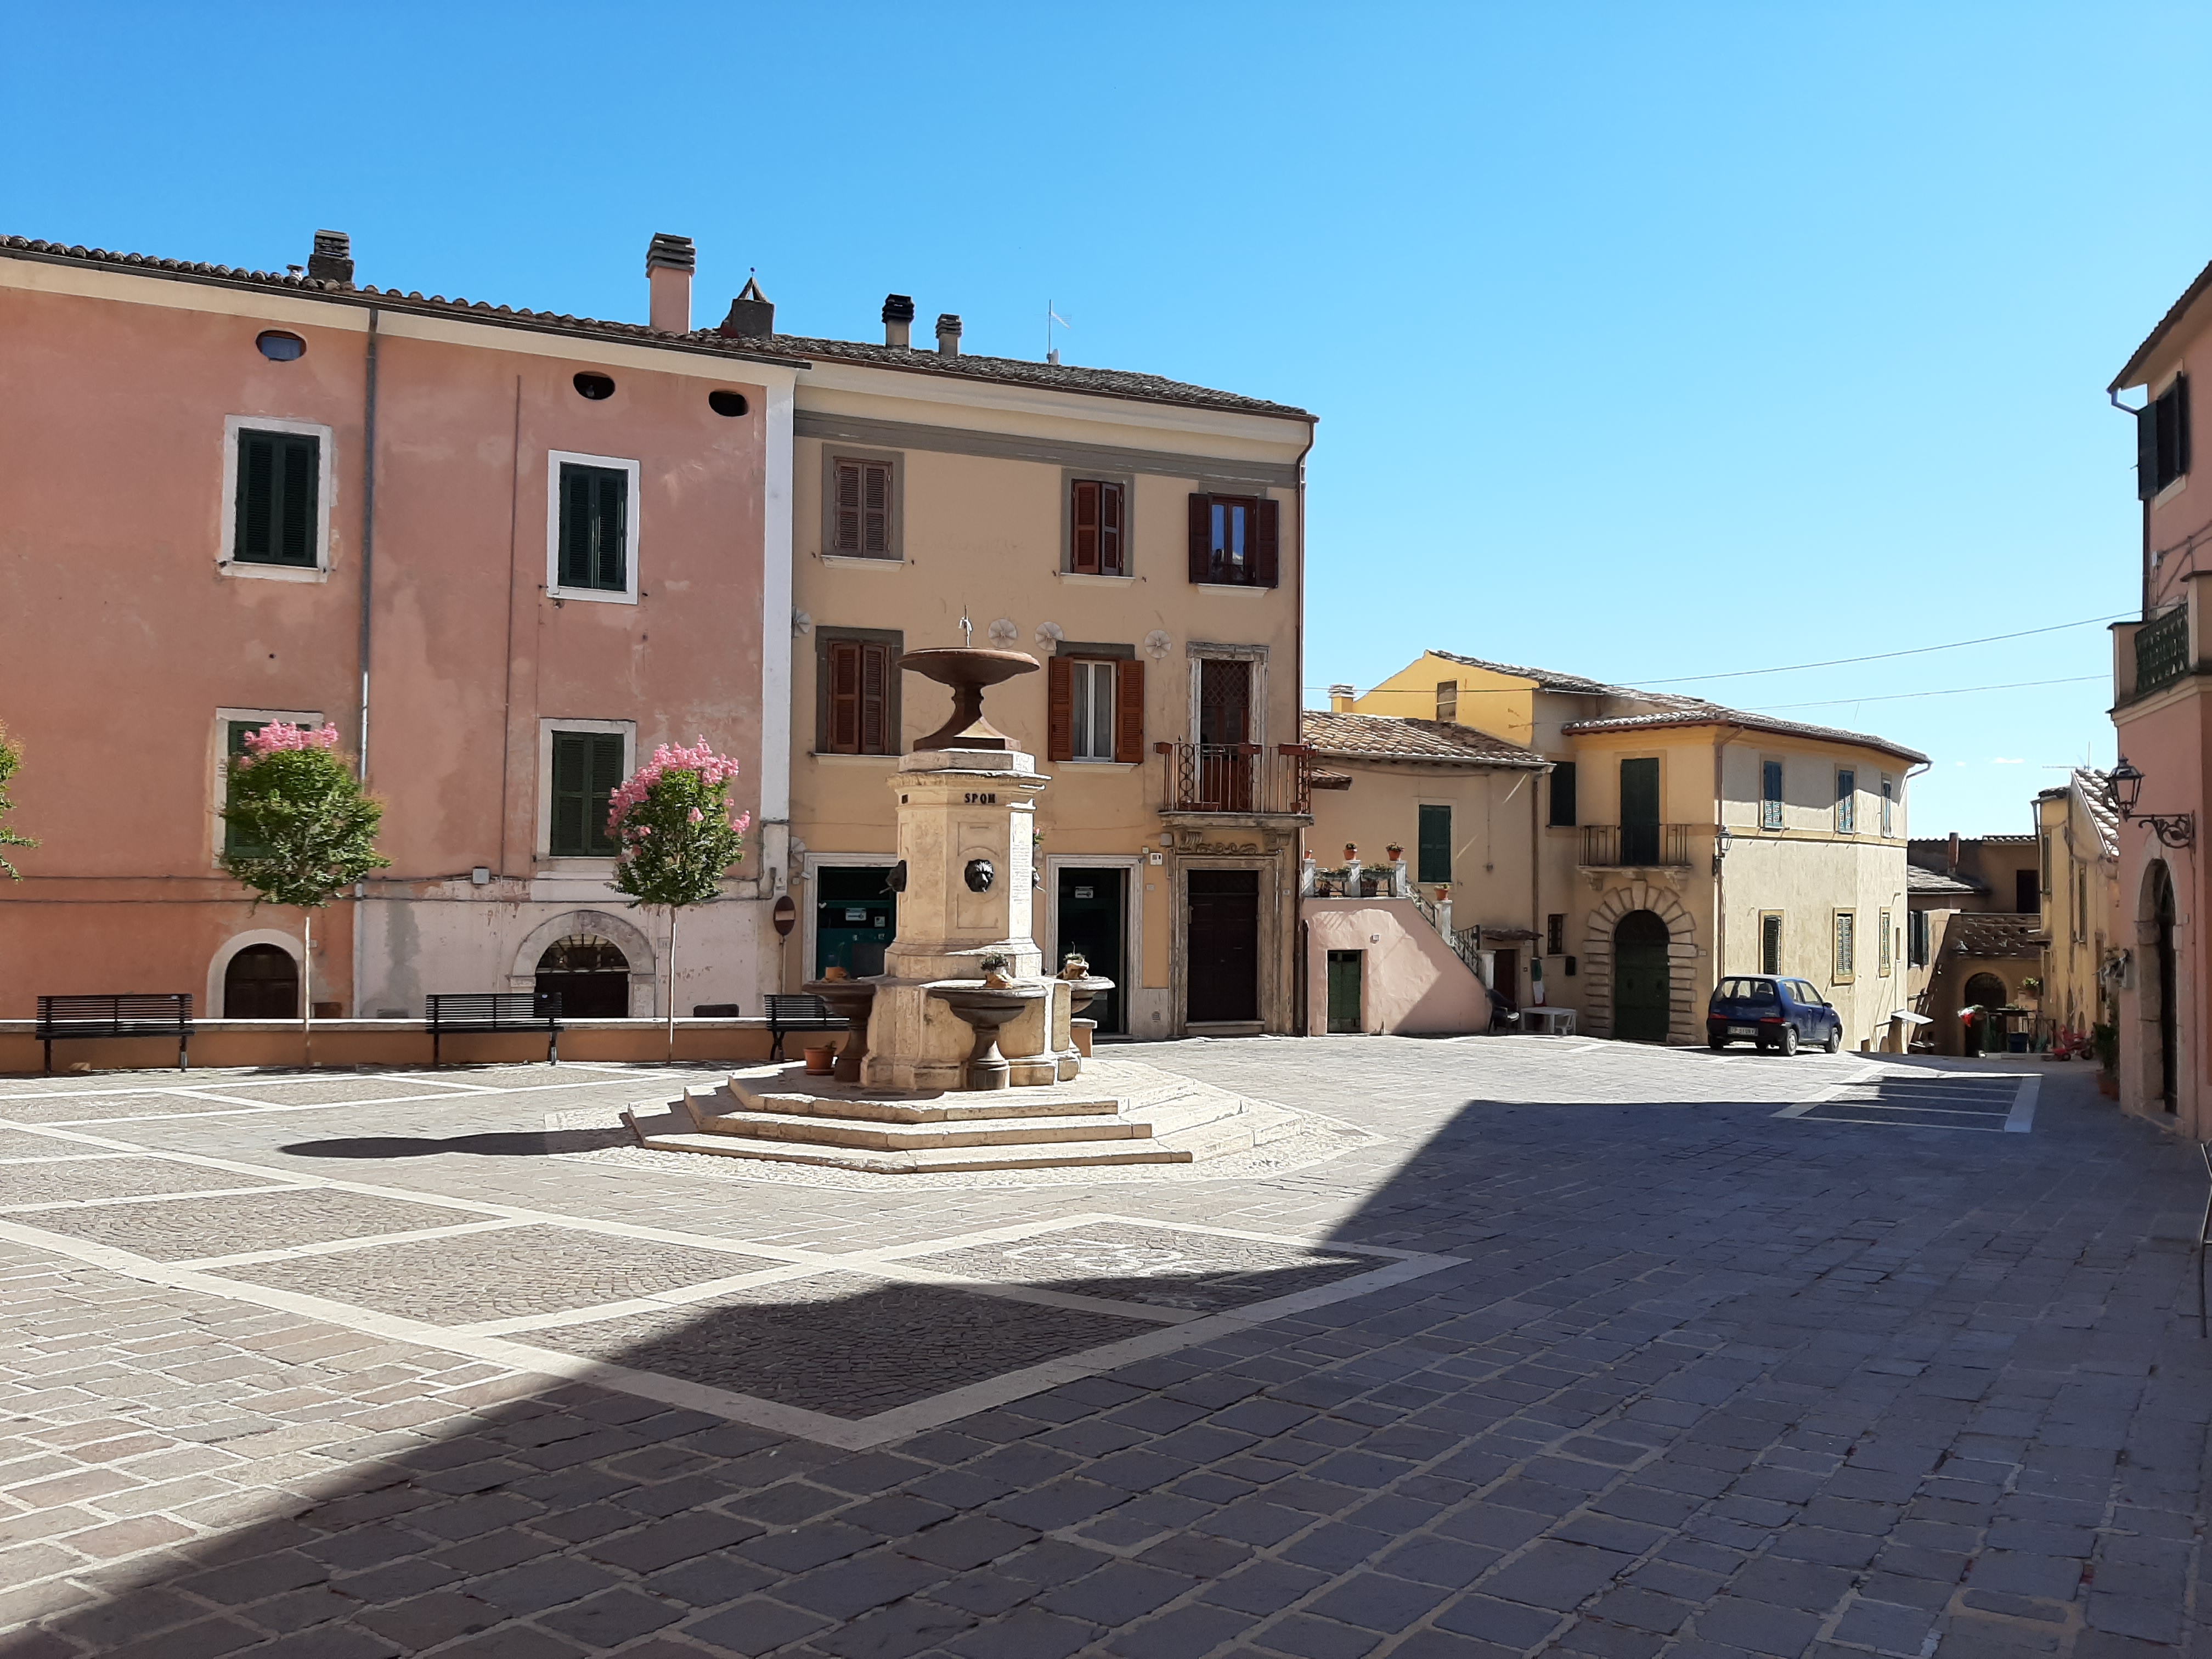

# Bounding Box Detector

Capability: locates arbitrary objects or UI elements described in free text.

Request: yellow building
[1348,652,1925,1046]
[2034,770,2121,1050]
[737,292,1316,1039]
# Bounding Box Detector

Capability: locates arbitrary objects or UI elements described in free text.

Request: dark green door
[1326,950,1363,1034]
[1057,868,1126,1034]
[1620,758,1660,865]
[1613,909,1671,1042]
[1417,805,1451,885]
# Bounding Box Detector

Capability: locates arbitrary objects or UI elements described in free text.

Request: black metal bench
[425,993,563,1068]
[764,993,846,1061]
[35,994,193,1073]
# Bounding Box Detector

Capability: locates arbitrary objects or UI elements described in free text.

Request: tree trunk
[666,907,679,1063]
[302,909,314,1068]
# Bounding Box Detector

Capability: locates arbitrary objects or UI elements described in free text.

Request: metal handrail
[1156,741,1314,816]
[1579,823,1697,867]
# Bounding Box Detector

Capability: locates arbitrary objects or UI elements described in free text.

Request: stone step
[696,1081,1126,1126]
[682,1106,1155,1152]
[627,1125,1190,1175]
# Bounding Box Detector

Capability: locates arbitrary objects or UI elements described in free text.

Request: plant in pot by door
[803,1043,836,1076]
[1386,843,1403,863]
[1059,952,1088,979]
[979,952,1013,990]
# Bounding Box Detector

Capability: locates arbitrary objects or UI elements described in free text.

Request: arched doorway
[2150,861,2178,1113]
[535,935,630,1018]
[1962,972,2009,1056]
[1612,910,1672,1042]
[224,944,299,1018]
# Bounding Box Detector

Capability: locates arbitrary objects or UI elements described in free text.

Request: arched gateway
[1612,910,1672,1043]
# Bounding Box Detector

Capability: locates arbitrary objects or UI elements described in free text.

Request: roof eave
[2111,254,2212,392]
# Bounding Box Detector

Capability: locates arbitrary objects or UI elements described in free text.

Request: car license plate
[1727,1025,1756,1037]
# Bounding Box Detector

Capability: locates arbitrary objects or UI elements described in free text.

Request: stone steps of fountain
[686,1104,1156,1153]
[698,1080,1125,1125]
[623,1127,1189,1176]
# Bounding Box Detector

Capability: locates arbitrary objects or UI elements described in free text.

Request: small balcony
[1156,741,1315,821]
[1580,823,1697,869]
[2114,578,2212,708]
[2135,606,2190,697]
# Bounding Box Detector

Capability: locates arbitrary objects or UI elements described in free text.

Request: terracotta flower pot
[803,1046,835,1076]
[1386,845,1403,861]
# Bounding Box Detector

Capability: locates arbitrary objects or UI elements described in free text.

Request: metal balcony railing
[1156,741,1315,816]
[2136,606,2190,696]
[1581,822,1697,867]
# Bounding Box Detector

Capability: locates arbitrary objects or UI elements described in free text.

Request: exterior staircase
[622,1059,1300,1175]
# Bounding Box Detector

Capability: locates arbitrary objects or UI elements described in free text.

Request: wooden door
[1612,910,1671,1041]
[1620,758,1660,865]
[1186,870,1260,1023]
[1326,950,1363,1034]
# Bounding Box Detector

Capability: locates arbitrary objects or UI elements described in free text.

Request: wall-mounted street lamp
[2111,755,2194,848]
[1712,825,1734,877]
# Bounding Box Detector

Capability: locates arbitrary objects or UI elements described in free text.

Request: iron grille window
[1878,909,1892,976]
[233,428,319,566]
[1546,913,1565,956]
[1835,769,1855,834]
[1760,913,1782,975]
[2136,606,2188,695]
[1833,911,1856,981]
[1760,759,1785,830]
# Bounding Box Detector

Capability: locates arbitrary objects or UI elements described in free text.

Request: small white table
[1521,1008,1577,1037]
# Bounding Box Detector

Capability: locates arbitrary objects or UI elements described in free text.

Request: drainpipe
[1713,726,1736,977]
[351,307,381,1018]
[1290,417,1318,1037]
[2112,389,2151,618]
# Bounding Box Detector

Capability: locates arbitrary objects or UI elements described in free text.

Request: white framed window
[1759,758,1785,830]
[537,719,635,861]
[1070,659,1116,760]
[1835,768,1856,834]
[219,417,334,582]
[1878,909,1892,977]
[213,707,323,864]
[546,452,641,604]
[1833,910,1856,983]
[1881,774,1895,836]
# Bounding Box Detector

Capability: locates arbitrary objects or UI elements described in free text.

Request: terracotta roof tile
[0,235,1311,419]
[1560,707,1930,765]
[1950,913,2042,959]
[1907,864,1983,896]
[1300,712,1548,768]
[2074,768,2120,860]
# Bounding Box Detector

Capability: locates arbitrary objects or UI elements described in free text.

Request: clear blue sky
[9,3,2205,833]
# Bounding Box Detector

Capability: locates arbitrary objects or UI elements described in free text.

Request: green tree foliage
[219,731,390,907]
[608,742,751,1056]
[0,724,35,879]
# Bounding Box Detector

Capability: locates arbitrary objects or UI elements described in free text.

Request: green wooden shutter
[278,435,318,565]
[1548,762,1577,827]
[558,464,628,591]
[560,468,591,587]
[587,733,625,854]
[234,431,318,566]
[1417,804,1451,884]
[550,733,591,855]
[595,472,627,590]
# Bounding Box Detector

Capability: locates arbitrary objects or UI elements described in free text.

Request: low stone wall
[0,1018,805,1075]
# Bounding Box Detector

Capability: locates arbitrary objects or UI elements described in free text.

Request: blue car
[1707,974,1843,1055]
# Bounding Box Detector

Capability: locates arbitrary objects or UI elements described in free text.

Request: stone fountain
[622,640,1308,1170]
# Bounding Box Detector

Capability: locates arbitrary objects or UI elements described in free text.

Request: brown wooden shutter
[1099,482,1124,575]
[1188,493,1212,583]
[860,641,891,752]
[1251,498,1280,587]
[862,461,890,555]
[1046,656,1074,760]
[828,640,861,752]
[1071,482,1100,573]
[1114,656,1145,763]
[833,461,860,552]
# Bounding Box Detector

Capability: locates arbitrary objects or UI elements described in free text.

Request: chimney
[1948,831,1960,875]
[646,233,695,333]
[881,294,914,348]
[935,313,963,357]
[306,229,353,284]
[719,275,775,339]
[1329,684,1356,713]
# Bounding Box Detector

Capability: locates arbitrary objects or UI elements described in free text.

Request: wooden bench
[425,993,563,1068]
[764,993,847,1062]
[35,994,193,1073]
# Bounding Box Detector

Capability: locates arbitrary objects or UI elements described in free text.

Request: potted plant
[1059,952,1089,979]
[979,951,1013,990]
[1343,843,1357,862]
[1386,843,1403,862]
[803,1043,836,1076]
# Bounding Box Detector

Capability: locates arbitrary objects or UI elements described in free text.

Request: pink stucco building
[2108,258,2212,1138]
[0,230,794,1021]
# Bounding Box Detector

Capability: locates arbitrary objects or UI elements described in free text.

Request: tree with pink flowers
[219,723,388,1055]
[607,740,751,1057]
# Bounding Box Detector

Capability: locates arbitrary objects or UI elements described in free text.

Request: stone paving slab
[893,1221,1383,1312]
[208,1224,789,1327]
[0,1187,482,1260]
[0,1044,2197,1659]
[0,1158,295,1210]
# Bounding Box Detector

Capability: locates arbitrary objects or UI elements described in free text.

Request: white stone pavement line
[1772,1062,1888,1119]
[2005,1074,2041,1133]
[0,1203,1461,1452]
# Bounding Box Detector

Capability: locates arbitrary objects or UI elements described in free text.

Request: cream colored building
[1348,652,1925,1046]
[722,291,1316,1039]
[2034,771,2121,1048]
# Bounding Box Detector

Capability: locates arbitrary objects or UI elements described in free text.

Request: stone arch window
[534,934,631,1019]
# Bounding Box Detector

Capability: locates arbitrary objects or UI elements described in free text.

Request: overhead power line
[1748,674,2108,712]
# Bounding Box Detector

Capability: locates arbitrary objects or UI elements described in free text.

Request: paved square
[0,1043,2199,1659]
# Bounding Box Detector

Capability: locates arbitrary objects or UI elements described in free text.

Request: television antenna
[1046,301,1071,365]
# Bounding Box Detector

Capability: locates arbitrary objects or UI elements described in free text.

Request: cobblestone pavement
[0,1039,2200,1658]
